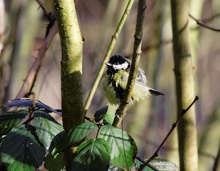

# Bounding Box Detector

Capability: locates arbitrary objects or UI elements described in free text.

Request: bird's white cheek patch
[112,62,129,70]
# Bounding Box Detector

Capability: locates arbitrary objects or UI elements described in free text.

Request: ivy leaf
[99,125,137,170]
[0,110,27,137]
[32,110,64,150]
[68,122,98,146]
[0,125,46,171]
[70,138,110,171]
[2,98,60,115]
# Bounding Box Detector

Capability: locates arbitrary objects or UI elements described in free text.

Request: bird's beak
[105,62,112,67]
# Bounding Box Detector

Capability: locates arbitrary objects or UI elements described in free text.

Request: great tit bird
[102,54,164,105]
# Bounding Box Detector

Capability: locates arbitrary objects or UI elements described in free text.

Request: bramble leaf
[0,110,27,137]
[33,110,64,150]
[0,125,45,171]
[70,138,110,171]
[99,125,137,169]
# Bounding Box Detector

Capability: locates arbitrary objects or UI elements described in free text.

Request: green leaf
[0,125,46,171]
[33,110,64,150]
[135,158,179,171]
[94,106,108,122]
[70,138,110,171]
[94,105,117,125]
[0,110,27,137]
[68,122,98,146]
[149,158,178,171]
[44,152,65,171]
[99,125,137,169]
[49,131,66,154]
[108,165,123,171]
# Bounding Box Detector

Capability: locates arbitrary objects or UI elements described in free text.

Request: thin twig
[83,0,135,114]
[112,0,146,128]
[189,13,220,32]
[35,0,49,15]
[201,13,220,23]
[212,144,220,171]
[139,96,199,171]
[16,22,58,98]
[136,156,159,171]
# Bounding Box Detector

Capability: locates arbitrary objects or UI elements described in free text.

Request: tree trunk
[170,0,198,170]
[53,0,84,132]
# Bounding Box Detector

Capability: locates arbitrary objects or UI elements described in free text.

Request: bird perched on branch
[102,54,164,105]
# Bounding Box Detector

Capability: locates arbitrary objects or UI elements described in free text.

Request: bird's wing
[136,68,147,85]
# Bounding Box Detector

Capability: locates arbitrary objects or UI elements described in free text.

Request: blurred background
[0,0,220,170]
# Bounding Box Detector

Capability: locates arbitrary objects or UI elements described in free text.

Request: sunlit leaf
[135,158,179,171]
[99,125,137,169]
[70,138,110,171]
[68,122,98,146]
[33,110,64,150]
[108,165,123,171]
[0,125,46,171]
[0,110,27,136]
[149,158,178,171]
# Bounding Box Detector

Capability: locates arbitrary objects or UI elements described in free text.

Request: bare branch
[139,96,199,171]
[112,0,146,128]
[16,22,58,98]
[189,13,220,32]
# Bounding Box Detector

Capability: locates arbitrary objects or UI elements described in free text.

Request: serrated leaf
[2,98,60,115]
[94,106,108,122]
[48,131,66,154]
[94,105,117,125]
[103,111,115,125]
[0,110,27,137]
[99,125,137,169]
[68,122,98,146]
[70,138,110,171]
[33,110,64,150]
[0,125,46,171]
[135,158,179,171]
[44,152,65,171]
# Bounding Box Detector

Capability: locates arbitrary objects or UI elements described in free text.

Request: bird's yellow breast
[102,70,150,105]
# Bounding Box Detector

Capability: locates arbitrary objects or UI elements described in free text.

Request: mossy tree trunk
[53,0,84,132]
[170,0,198,170]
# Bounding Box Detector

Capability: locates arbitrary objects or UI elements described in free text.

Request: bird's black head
[106,55,130,75]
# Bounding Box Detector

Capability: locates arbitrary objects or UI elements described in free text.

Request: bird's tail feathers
[149,88,165,96]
